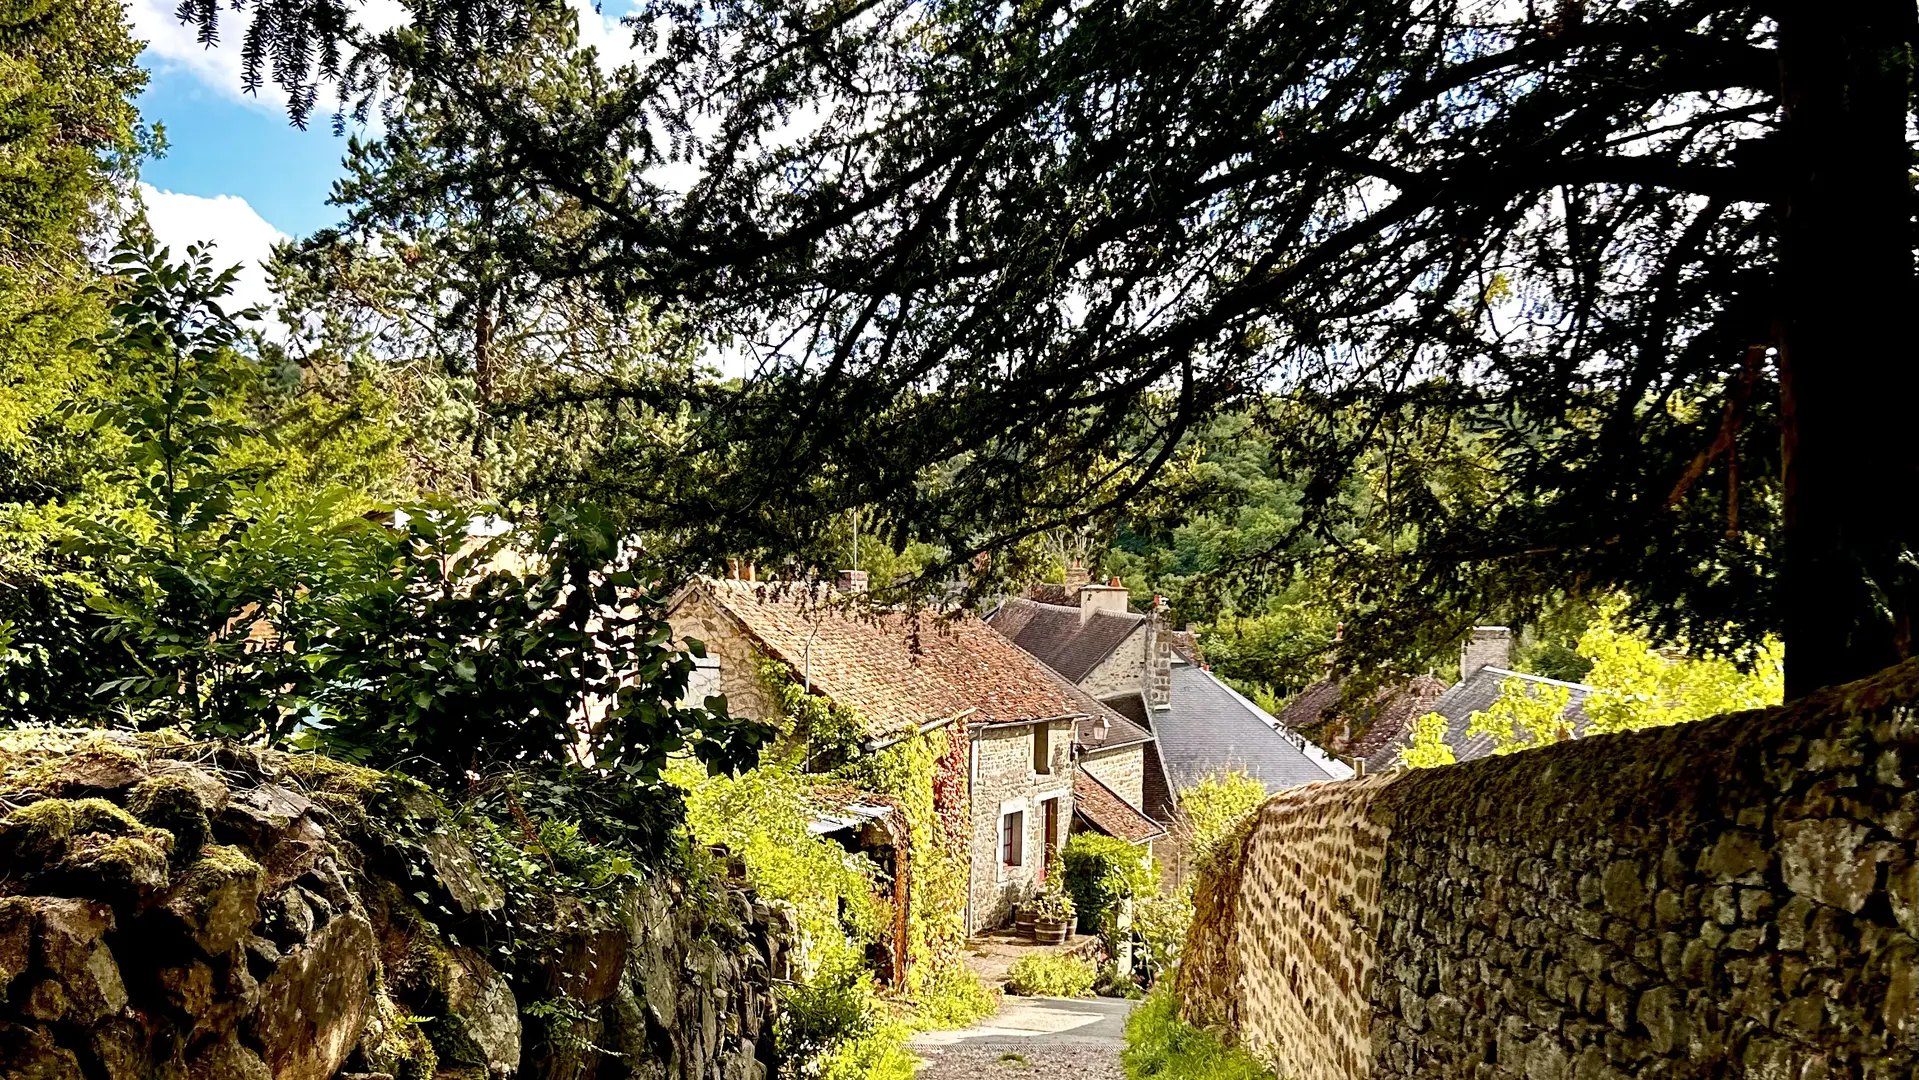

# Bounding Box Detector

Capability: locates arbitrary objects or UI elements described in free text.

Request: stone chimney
[1064,559,1092,589]
[726,559,756,581]
[1145,596,1172,709]
[1078,579,1130,625]
[835,569,869,594]
[1460,626,1513,678]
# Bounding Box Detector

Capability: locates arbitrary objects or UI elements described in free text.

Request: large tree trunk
[1776,0,1919,699]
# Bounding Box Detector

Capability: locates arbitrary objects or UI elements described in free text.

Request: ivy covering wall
[670,655,990,1075]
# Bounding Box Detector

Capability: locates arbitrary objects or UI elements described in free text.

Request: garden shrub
[910,966,999,1031]
[1122,987,1275,1080]
[1005,953,1096,998]
[1061,832,1157,934]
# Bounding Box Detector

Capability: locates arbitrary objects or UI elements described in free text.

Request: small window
[1001,810,1025,867]
[1033,723,1051,774]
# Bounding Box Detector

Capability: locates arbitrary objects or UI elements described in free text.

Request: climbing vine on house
[670,655,986,1076]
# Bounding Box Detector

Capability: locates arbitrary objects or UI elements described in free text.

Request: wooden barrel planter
[1032,918,1071,945]
[1016,911,1038,939]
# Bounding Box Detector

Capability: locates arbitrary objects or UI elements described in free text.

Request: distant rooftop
[1155,660,1353,793]
[987,596,1146,684]
[1363,666,1593,773]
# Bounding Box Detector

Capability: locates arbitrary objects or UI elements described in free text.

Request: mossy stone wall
[1180,659,1919,1080]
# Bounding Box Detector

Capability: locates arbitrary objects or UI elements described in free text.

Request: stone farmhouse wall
[969,721,1075,930]
[1079,630,1149,700]
[1081,743,1147,807]
[1180,659,1919,1080]
[667,591,781,722]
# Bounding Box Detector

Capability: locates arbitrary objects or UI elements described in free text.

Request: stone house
[1358,626,1594,772]
[989,574,1346,835]
[987,573,1171,819]
[667,575,1144,934]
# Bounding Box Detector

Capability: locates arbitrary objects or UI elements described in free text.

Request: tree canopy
[111,0,1919,694]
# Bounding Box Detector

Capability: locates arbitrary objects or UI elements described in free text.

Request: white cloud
[133,0,647,103]
[138,183,290,317]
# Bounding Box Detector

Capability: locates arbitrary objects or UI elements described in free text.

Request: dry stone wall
[1179,659,1919,1080]
[0,732,789,1080]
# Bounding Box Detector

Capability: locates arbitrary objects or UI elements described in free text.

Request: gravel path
[909,996,1133,1080]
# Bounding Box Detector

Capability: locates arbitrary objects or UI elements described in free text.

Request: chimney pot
[1065,559,1092,589]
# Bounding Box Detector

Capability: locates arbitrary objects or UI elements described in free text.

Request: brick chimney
[1065,559,1092,589]
[1078,579,1130,625]
[1460,626,1513,678]
[1145,596,1172,709]
[835,569,869,594]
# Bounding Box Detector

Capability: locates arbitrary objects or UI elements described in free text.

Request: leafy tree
[303,502,771,787]
[1401,604,1783,763]
[178,0,1916,696]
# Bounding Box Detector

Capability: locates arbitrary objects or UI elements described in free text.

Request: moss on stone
[128,776,211,866]
[362,993,441,1080]
[282,752,388,796]
[0,797,146,870]
[63,831,173,894]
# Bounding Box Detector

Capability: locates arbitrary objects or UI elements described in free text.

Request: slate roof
[1072,769,1165,844]
[1363,666,1593,774]
[1154,661,1353,793]
[987,597,1145,684]
[680,579,1131,739]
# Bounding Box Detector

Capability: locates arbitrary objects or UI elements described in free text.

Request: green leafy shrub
[910,966,998,1031]
[1178,770,1267,871]
[1132,893,1194,985]
[1005,953,1096,998]
[1122,988,1275,1080]
[1024,881,1076,923]
[777,961,881,1064]
[1061,833,1157,934]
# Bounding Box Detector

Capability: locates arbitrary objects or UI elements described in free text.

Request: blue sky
[128,0,648,313]
[138,68,351,241]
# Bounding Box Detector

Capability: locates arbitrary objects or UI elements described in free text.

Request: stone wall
[969,721,1075,930]
[668,591,782,723]
[1179,660,1919,1080]
[1079,631,1149,701]
[0,732,789,1080]
[1081,745,1147,808]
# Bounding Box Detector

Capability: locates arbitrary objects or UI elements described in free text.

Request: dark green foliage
[172,0,1919,696]
[301,502,770,788]
[1061,832,1157,937]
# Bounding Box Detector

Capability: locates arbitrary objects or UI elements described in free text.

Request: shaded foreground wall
[1180,660,1919,1080]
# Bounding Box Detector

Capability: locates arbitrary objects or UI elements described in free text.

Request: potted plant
[1026,885,1077,945]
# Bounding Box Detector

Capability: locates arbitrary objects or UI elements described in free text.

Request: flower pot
[1033,917,1071,945]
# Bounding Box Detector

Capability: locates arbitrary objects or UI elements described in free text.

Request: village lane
[908,995,1134,1080]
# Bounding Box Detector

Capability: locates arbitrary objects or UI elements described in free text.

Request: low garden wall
[1179,659,1919,1080]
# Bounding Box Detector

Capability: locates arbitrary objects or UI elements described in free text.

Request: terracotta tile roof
[987,597,1145,683]
[1072,769,1165,844]
[681,579,1107,738]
